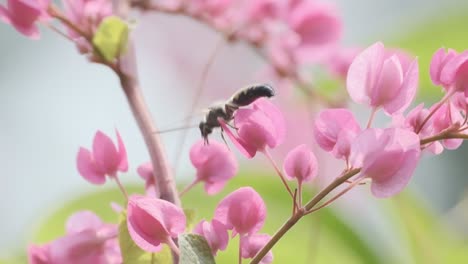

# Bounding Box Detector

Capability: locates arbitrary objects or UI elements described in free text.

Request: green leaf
[92,16,129,62]
[118,212,172,264]
[179,234,216,264]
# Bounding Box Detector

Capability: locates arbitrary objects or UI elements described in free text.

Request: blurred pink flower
[283,144,318,184]
[266,33,300,76]
[287,1,342,47]
[214,187,266,237]
[62,0,112,38]
[347,42,419,115]
[350,128,421,198]
[28,211,121,264]
[193,219,229,255]
[240,233,273,264]
[313,108,361,160]
[28,244,50,264]
[438,49,468,95]
[220,98,286,158]
[0,0,49,39]
[77,130,128,185]
[430,47,458,88]
[431,102,464,150]
[127,195,186,252]
[326,46,361,79]
[137,162,159,196]
[189,139,238,195]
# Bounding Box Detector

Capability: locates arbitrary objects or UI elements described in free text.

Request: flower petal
[116,130,128,172]
[346,42,385,105]
[66,211,103,234]
[77,147,106,185]
[92,130,119,176]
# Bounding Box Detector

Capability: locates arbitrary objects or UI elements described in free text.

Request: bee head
[199,121,212,144]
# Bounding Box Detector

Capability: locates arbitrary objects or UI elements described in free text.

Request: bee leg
[220,128,231,150]
[226,122,239,131]
[225,103,239,117]
[204,137,210,145]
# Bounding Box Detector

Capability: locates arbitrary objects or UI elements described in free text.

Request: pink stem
[117,45,181,206]
[179,180,199,197]
[262,148,295,200]
[416,90,455,134]
[114,175,129,200]
[366,108,377,129]
[166,237,180,256]
[239,235,243,264]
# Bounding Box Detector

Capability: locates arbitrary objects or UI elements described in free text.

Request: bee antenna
[152,124,198,134]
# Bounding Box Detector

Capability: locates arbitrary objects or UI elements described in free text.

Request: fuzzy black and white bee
[199,84,275,144]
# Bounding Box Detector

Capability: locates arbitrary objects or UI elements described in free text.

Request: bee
[199,84,275,144]
[154,84,275,145]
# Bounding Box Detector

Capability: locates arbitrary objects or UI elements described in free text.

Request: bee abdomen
[230,84,275,107]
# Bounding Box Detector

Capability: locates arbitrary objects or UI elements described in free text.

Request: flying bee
[154,84,275,145]
[199,83,275,144]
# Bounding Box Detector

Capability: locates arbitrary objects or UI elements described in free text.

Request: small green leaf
[179,234,216,264]
[118,213,172,264]
[92,16,129,62]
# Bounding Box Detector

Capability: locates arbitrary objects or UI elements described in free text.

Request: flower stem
[420,131,468,145]
[239,235,243,264]
[114,175,129,200]
[179,180,198,197]
[262,149,295,200]
[249,168,361,264]
[166,238,180,256]
[117,45,181,206]
[366,108,377,129]
[416,90,454,134]
[305,177,365,215]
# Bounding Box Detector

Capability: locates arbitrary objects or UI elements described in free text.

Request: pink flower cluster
[194,187,273,263]
[313,42,468,197]
[143,0,353,83]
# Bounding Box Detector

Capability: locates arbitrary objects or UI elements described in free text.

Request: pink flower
[0,0,49,39]
[28,244,50,264]
[430,47,458,88]
[214,187,266,236]
[346,42,419,115]
[137,162,159,196]
[220,98,286,158]
[189,139,238,195]
[127,195,186,252]
[283,144,318,183]
[266,33,300,76]
[326,46,361,79]
[349,128,421,198]
[392,104,445,155]
[287,1,342,48]
[431,102,464,150]
[193,219,229,255]
[240,234,273,264]
[313,108,361,160]
[438,49,468,95]
[77,130,128,185]
[28,211,121,264]
[243,0,278,24]
[62,0,112,38]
